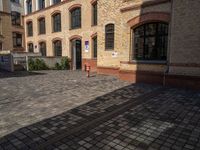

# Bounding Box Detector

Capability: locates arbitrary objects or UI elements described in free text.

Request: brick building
[5,0,200,89]
[0,0,25,52]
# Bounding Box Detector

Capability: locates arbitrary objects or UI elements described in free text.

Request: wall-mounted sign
[85,41,89,52]
[112,51,118,58]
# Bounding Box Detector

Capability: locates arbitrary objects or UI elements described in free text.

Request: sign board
[85,41,89,52]
[112,51,118,58]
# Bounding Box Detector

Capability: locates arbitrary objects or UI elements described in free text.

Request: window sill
[69,27,81,30]
[130,60,167,65]
[38,33,46,35]
[12,25,24,28]
[52,31,61,33]
[105,49,114,51]
[91,24,97,27]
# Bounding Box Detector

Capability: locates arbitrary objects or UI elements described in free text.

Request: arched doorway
[71,39,82,70]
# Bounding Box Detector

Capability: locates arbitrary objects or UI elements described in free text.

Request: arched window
[39,42,46,56]
[28,43,34,52]
[53,40,62,56]
[92,2,97,26]
[27,21,33,36]
[38,0,45,10]
[70,7,81,29]
[52,13,61,32]
[11,11,21,26]
[27,0,32,14]
[92,36,97,58]
[133,22,168,60]
[105,24,114,50]
[38,18,45,34]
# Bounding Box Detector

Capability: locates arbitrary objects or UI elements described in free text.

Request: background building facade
[0,0,25,52]
[21,0,200,89]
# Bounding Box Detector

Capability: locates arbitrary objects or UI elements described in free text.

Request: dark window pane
[52,13,61,32]
[11,11,21,26]
[0,42,2,51]
[39,42,46,56]
[53,0,61,4]
[27,21,33,36]
[71,8,81,29]
[93,36,97,58]
[133,22,168,60]
[13,32,22,47]
[92,3,97,25]
[27,0,32,14]
[54,40,62,56]
[11,0,20,3]
[105,24,114,50]
[38,0,45,10]
[38,18,45,34]
[28,43,34,52]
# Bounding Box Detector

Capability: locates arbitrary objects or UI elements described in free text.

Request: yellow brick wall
[0,13,13,51]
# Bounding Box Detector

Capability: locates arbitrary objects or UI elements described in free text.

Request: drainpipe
[163,0,173,87]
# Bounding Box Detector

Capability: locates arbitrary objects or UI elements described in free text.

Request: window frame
[27,21,33,37]
[13,32,22,48]
[38,0,45,10]
[53,0,61,5]
[105,24,115,50]
[28,43,34,53]
[39,42,46,56]
[133,22,168,61]
[92,36,97,58]
[38,18,46,35]
[27,0,32,14]
[92,2,97,26]
[53,40,62,56]
[70,7,81,29]
[52,13,61,32]
[11,11,21,26]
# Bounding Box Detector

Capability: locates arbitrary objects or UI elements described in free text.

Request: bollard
[86,65,91,77]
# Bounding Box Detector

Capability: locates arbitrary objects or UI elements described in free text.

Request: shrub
[28,58,49,71]
[54,57,70,70]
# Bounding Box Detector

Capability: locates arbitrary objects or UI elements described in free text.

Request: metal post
[26,56,29,71]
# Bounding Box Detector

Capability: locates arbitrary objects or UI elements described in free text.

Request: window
[39,42,46,56]
[11,0,20,3]
[52,13,61,32]
[70,7,81,29]
[92,2,97,26]
[28,43,34,52]
[38,0,45,10]
[13,32,22,47]
[105,24,114,50]
[53,40,62,56]
[92,36,97,58]
[0,18,2,35]
[0,42,2,51]
[27,21,33,36]
[11,11,21,26]
[27,0,32,14]
[38,18,45,34]
[53,0,61,4]
[134,22,168,60]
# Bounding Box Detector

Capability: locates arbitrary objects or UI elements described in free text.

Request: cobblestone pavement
[0,71,200,150]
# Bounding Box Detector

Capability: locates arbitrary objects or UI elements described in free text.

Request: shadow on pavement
[0,71,46,79]
[0,84,200,150]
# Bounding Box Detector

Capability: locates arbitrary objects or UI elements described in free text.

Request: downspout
[163,0,173,87]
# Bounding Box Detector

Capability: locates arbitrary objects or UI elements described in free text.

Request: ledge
[121,60,167,65]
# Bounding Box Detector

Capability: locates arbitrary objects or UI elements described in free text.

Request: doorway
[71,39,82,70]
